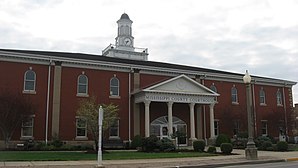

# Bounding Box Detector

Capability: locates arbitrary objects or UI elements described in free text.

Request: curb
[166,159,285,168]
[285,158,298,162]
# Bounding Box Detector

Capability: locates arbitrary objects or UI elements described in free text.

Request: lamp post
[243,70,258,160]
[97,106,104,167]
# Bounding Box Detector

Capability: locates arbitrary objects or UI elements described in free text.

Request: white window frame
[75,117,88,140]
[276,89,283,106]
[231,85,238,104]
[210,83,218,102]
[23,68,36,94]
[21,116,34,139]
[214,120,219,137]
[261,120,268,136]
[77,73,88,96]
[109,119,120,139]
[110,75,120,97]
[259,87,266,105]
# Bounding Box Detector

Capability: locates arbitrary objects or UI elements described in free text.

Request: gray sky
[1,0,297,104]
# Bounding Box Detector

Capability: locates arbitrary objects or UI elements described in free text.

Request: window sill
[109,136,120,140]
[277,104,283,107]
[260,103,267,106]
[109,95,121,99]
[76,93,89,97]
[22,90,36,95]
[232,102,239,105]
[20,136,34,140]
[75,137,88,141]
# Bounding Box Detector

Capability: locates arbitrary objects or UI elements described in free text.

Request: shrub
[261,141,273,151]
[141,135,159,152]
[131,135,143,149]
[193,140,205,152]
[255,136,272,148]
[51,137,63,148]
[216,134,231,147]
[207,146,217,153]
[220,143,233,154]
[159,138,175,152]
[276,141,288,151]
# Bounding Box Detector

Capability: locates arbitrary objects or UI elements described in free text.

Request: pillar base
[207,138,216,146]
[95,165,105,168]
[188,138,197,146]
[245,147,258,160]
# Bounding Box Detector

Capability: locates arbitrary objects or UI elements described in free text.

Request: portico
[134,74,219,144]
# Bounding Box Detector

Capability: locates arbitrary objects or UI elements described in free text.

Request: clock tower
[102,13,148,61]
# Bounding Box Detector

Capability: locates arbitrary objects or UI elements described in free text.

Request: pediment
[144,74,219,96]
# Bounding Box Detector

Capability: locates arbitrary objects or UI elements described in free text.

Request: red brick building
[0,13,296,148]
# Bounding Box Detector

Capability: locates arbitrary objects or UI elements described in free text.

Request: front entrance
[151,116,187,146]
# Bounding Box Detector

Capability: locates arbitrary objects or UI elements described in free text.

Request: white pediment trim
[134,74,219,104]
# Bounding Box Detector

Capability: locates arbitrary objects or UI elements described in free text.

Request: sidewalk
[1,149,298,168]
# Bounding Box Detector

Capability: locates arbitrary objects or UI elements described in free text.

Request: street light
[243,70,258,160]
[97,106,104,167]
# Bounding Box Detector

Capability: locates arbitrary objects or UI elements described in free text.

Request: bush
[207,146,217,153]
[131,135,143,149]
[220,143,233,154]
[276,141,288,151]
[141,135,159,152]
[159,138,175,152]
[261,141,273,151]
[216,134,231,147]
[193,140,205,152]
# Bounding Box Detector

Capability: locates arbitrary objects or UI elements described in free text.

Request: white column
[167,101,173,137]
[144,100,151,137]
[209,103,215,139]
[189,103,196,140]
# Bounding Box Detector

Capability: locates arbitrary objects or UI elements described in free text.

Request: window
[214,120,219,136]
[210,83,218,102]
[233,120,240,135]
[261,120,268,136]
[24,69,36,92]
[259,87,266,105]
[77,73,88,96]
[76,117,87,138]
[21,117,34,138]
[109,119,119,138]
[110,76,119,96]
[276,89,283,106]
[231,85,238,104]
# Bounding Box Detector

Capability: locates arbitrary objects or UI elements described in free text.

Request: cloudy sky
[1,0,297,104]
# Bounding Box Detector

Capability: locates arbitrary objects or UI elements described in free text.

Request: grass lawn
[0,151,217,161]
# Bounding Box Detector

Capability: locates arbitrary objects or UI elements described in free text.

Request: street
[222,161,298,168]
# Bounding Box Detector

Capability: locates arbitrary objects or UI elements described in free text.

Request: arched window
[110,76,119,96]
[210,83,218,102]
[24,69,36,92]
[259,87,266,105]
[276,89,283,106]
[77,73,88,95]
[231,85,238,103]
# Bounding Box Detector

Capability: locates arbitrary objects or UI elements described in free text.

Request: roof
[0,48,296,86]
[120,13,130,20]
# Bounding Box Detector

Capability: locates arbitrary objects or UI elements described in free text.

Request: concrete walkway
[1,149,298,168]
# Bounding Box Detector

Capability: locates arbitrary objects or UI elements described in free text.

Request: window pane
[109,120,119,137]
[77,128,86,136]
[78,85,87,94]
[150,125,160,136]
[111,86,119,96]
[79,75,87,83]
[25,81,35,90]
[23,127,33,137]
[26,71,35,80]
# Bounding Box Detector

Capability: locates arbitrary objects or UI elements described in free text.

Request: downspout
[128,68,132,143]
[252,82,257,136]
[282,85,288,138]
[201,76,207,143]
[45,58,52,145]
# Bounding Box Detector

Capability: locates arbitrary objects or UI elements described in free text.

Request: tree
[0,91,35,149]
[76,96,119,150]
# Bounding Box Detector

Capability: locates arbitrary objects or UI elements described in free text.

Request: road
[222,161,298,168]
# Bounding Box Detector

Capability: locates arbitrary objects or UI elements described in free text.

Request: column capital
[189,102,195,108]
[167,101,174,107]
[209,103,215,108]
[144,100,151,106]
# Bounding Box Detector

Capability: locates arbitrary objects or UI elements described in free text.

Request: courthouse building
[0,13,296,147]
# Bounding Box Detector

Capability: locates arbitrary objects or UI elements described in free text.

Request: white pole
[97,106,104,167]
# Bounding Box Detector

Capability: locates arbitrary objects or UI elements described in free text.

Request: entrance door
[151,116,188,146]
